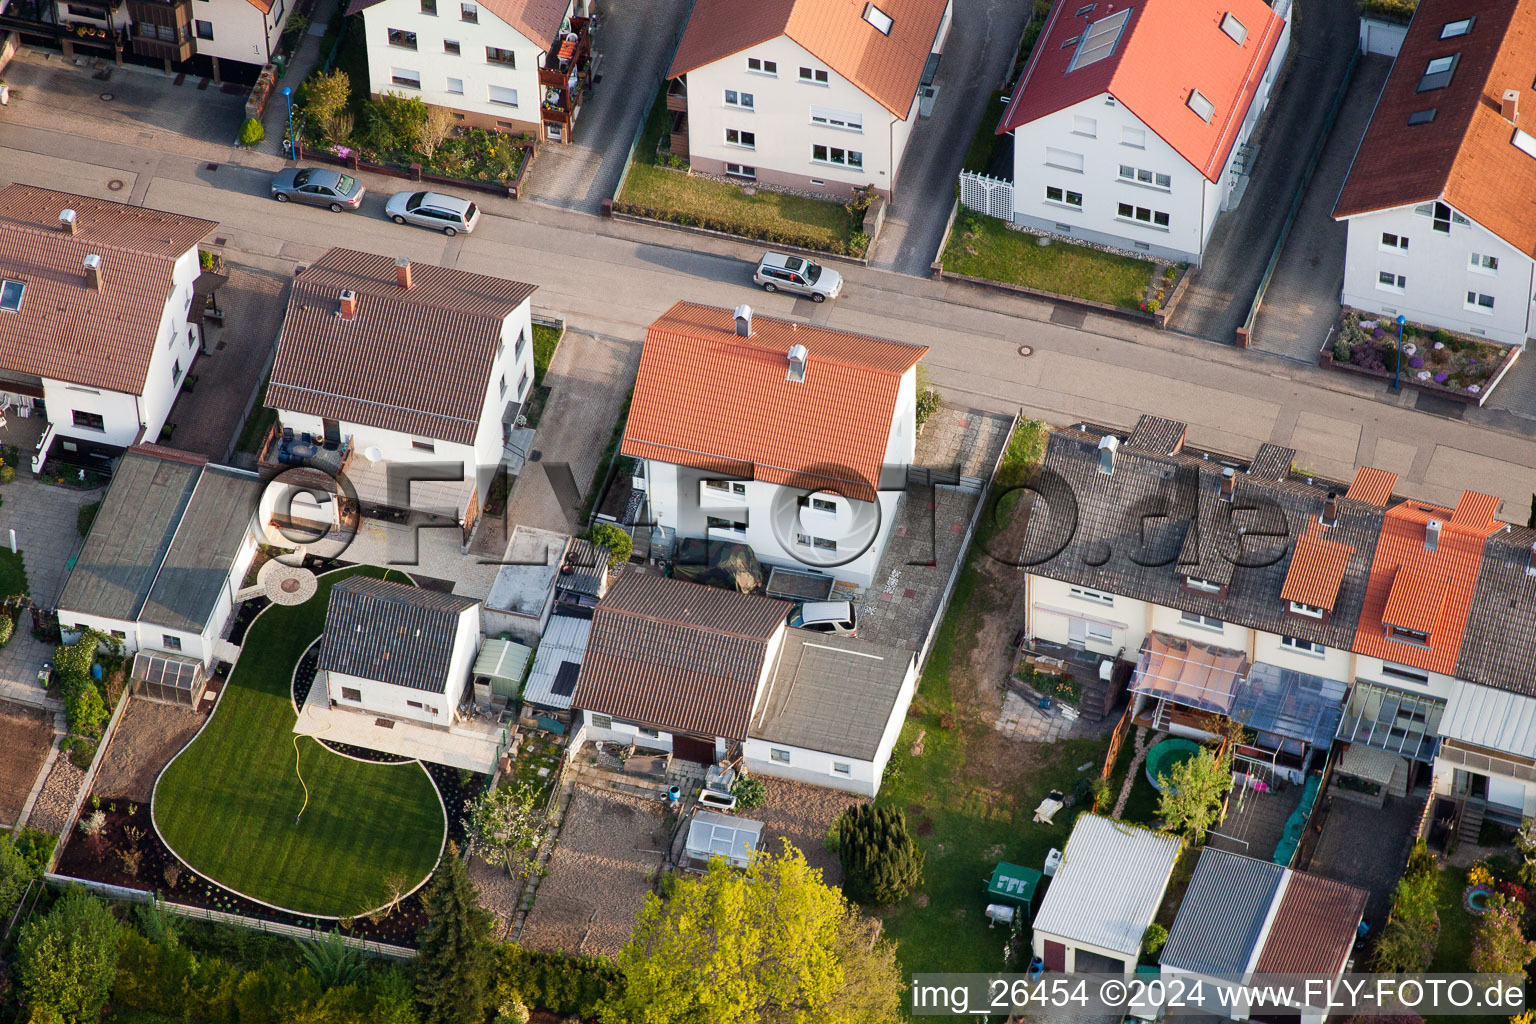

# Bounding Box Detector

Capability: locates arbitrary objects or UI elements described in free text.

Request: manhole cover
[1018,345,1034,357]
[99,92,113,101]
[106,179,124,191]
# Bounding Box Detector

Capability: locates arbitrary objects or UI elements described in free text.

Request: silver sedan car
[269,167,366,212]
[384,190,481,236]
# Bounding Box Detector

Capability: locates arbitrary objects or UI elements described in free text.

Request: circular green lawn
[154,565,446,918]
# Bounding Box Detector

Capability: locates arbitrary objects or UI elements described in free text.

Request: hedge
[489,944,622,1018]
[611,201,869,258]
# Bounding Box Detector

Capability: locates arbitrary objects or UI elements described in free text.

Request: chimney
[1097,434,1119,475]
[1322,491,1338,528]
[59,209,77,235]
[787,343,808,382]
[1503,89,1520,122]
[395,256,413,290]
[733,303,752,337]
[338,288,358,320]
[1220,466,1235,501]
[1425,518,1442,552]
[82,253,102,291]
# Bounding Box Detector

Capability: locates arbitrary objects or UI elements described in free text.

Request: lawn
[619,164,856,251]
[0,548,29,599]
[532,324,562,386]
[943,209,1156,309]
[153,565,446,918]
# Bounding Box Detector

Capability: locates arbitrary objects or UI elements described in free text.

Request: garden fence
[957,170,1014,222]
[43,873,417,960]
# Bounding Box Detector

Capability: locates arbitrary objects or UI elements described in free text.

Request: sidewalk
[256,0,340,159]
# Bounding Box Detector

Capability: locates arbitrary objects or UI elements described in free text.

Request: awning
[1335,680,1443,762]
[188,269,228,327]
[1440,679,1536,762]
[1131,632,1248,715]
[685,811,762,869]
[987,861,1042,908]
[1234,664,1347,749]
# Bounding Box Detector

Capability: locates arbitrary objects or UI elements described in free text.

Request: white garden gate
[958,170,1014,221]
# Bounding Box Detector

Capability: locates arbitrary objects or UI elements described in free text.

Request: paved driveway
[522,0,693,212]
[1167,0,1362,342]
[870,0,1031,275]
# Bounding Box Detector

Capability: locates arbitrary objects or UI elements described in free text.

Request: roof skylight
[1408,108,1436,125]
[863,2,893,34]
[0,280,22,313]
[1418,53,1459,91]
[1440,17,1473,38]
[1075,2,1096,14]
[1067,6,1132,71]
[1220,11,1247,44]
[1187,88,1215,122]
[1513,127,1536,159]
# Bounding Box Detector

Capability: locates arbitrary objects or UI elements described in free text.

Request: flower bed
[1321,308,1521,405]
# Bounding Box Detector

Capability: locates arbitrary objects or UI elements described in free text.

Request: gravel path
[469,854,524,942]
[93,698,207,803]
[29,759,85,837]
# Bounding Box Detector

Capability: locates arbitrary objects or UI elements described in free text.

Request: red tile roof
[667,0,951,118]
[1334,0,1536,255]
[1280,521,1356,611]
[0,184,215,394]
[1252,871,1368,975]
[572,573,789,739]
[346,0,571,46]
[1353,491,1501,673]
[996,0,1285,182]
[1344,466,1399,507]
[621,302,927,502]
[267,249,537,445]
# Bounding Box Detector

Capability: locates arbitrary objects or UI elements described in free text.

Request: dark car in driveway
[270,168,366,212]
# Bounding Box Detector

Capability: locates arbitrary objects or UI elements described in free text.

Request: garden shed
[684,810,762,870]
[132,650,208,708]
[473,638,532,706]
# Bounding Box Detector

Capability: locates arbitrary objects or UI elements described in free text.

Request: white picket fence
[958,170,1014,221]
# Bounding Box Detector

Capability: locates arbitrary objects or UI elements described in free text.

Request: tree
[419,105,457,160]
[601,843,849,1024]
[582,523,632,567]
[415,847,492,1024]
[1374,868,1439,973]
[825,911,904,1024]
[1141,923,1168,959]
[0,835,37,923]
[363,92,428,154]
[1470,894,1536,975]
[1157,745,1232,842]
[15,888,120,1024]
[299,69,351,143]
[837,804,923,905]
[465,782,549,879]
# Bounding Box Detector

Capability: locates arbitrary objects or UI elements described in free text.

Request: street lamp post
[282,85,294,161]
[1393,314,1406,391]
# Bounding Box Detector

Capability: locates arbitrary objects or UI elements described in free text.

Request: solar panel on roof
[551,661,581,697]
[1067,7,1131,71]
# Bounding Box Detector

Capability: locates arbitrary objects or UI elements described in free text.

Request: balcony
[537,14,591,140]
[666,76,686,113]
[127,0,193,63]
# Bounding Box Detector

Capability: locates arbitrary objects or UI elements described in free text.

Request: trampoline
[1145,737,1202,792]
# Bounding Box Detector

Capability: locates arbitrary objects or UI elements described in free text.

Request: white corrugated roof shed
[523,612,592,711]
[1441,680,1536,761]
[1030,814,1183,957]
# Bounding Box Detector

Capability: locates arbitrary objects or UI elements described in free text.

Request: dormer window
[1288,600,1326,619]
[0,280,22,312]
[863,2,893,34]
[1387,624,1431,646]
[1219,12,1247,44]
[1185,576,1222,593]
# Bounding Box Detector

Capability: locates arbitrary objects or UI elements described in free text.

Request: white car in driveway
[384,191,481,236]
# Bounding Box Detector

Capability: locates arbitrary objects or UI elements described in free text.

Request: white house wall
[60,614,217,668]
[193,0,290,67]
[742,737,880,795]
[1340,203,1535,345]
[330,669,449,724]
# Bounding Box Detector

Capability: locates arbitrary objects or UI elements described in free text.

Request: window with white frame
[162,634,182,651]
[1085,620,1113,642]
[1280,635,1325,655]
[1069,585,1114,605]
[1289,600,1326,618]
[1378,271,1406,292]
[443,39,459,54]
[833,762,852,775]
[726,128,756,148]
[1116,202,1169,228]
[1072,114,1097,137]
[1179,611,1224,630]
[1118,164,1171,190]
[1469,252,1499,273]
[811,144,861,168]
[1045,185,1083,208]
[795,533,837,550]
[810,106,862,131]
[725,89,754,109]
[1379,232,1409,252]
[1045,147,1084,172]
[799,66,830,84]
[1465,290,1495,312]
[771,748,791,764]
[725,163,756,178]
[1121,126,1146,147]
[863,1,893,33]
[747,57,777,75]
[446,76,464,94]
[487,85,518,106]
[391,67,421,88]
[591,713,613,729]
[705,480,747,496]
[387,27,417,48]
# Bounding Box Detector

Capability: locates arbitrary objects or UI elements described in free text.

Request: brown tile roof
[1280,521,1356,612]
[666,0,951,118]
[345,0,570,46]
[319,576,479,693]
[1334,0,1536,255]
[571,572,788,739]
[1344,465,1399,507]
[622,302,926,503]
[1352,492,1500,673]
[1252,871,1368,975]
[0,184,215,394]
[267,249,536,445]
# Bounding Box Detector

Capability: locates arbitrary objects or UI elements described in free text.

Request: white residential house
[624,302,926,593]
[0,184,216,474]
[993,0,1290,264]
[262,248,536,548]
[1334,0,1536,345]
[178,0,294,75]
[346,0,595,140]
[59,445,262,675]
[665,0,952,197]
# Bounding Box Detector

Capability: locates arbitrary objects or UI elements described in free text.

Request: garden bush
[1141,923,1167,958]
[731,773,766,809]
[582,523,632,567]
[1374,865,1439,972]
[489,944,622,1018]
[1469,893,1536,974]
[56,631,109,736]
[0,615,13,648]
[837,804,924,905]
[239,118,265,146]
